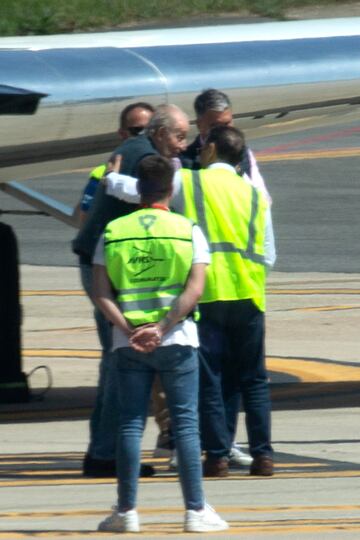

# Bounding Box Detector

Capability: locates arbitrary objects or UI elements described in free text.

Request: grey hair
[194,88,231,118]
[145,104,186,136]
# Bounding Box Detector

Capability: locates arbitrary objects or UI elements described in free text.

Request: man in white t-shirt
[93,155,228,534]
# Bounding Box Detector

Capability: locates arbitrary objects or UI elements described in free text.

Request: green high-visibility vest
[174,168,268,312]
[104,208,194,326]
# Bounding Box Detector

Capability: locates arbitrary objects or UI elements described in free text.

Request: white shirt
[106,162,276,269]
[93,224,210,350]
[245,148,272,204]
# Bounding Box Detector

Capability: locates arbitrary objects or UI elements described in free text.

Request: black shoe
[83,454,116,477]
[250,455,274,476]
[140,463,155,477]
[83,454,155,478]
[203,456,229,478]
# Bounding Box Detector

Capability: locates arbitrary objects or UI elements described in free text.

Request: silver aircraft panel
[0,21,360,184]
[134,36,360,95]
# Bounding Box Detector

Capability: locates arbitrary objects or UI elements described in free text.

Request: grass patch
[0,0,357,36]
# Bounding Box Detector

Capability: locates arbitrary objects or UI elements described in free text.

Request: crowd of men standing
[72,88,276,534]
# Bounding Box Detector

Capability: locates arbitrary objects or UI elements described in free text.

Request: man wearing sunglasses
[72,102,154,479]
[74,102,155,227]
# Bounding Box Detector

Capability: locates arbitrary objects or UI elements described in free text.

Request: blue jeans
[80,262,117,460]
[111,345,204,511]
[199,300,273,459]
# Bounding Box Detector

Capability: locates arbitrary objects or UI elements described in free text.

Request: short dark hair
[205,125,245,167]
[194,89,231,118]
[120,102,155,129]
[137,155,174,200]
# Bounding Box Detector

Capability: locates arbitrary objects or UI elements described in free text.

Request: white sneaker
[184,503,229,532]
[229,443,253,468]
[98,507,140,533]
[168,450,178,471]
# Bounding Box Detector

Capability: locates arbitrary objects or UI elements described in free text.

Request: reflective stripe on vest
[104,209,194,325]
[177,167,267,311]
[118,294,178,313]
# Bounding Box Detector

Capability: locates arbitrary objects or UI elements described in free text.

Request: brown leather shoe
[250,455,274,476]
[203,457,229,477]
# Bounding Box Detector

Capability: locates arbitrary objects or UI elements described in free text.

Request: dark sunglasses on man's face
[127,126,145,136]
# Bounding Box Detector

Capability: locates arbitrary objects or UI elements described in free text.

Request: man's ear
[151,126,165,147]
[157,126,166,140]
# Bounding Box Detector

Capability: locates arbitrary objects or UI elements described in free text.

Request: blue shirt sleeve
[80,177,100,212]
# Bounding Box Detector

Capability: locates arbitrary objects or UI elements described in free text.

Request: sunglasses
[127,126,145,136]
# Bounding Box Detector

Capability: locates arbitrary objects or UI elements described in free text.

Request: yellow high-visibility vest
[175,168,267,311]
[89,163,107,180]
[104,208,194,326]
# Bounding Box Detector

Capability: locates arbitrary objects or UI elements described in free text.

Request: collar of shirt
[207,162,237,174]
[171,157,182,170]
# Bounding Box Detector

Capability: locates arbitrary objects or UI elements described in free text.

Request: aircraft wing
[0,18,359,224]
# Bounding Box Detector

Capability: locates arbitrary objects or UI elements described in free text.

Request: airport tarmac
[0,265,359,539]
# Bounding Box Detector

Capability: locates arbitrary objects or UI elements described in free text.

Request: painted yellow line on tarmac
[23,349,100,358]
[0,409,92,422]
[0,460,54,466]
[2,463,326,477]
[0,519,360,537]
[21,290,85,296]
[2,504,359,519]
[268,357,360,383]
[262,116,325,129]
[288,304,360,312]
[31,326,95,334]
[1,470,360,488]
[257,147,360,162]
[267,288,360,295]
[21,287,360,296]
[0,452,83,457]
[19,352,360,383]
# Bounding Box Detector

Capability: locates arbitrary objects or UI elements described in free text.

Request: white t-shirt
[93,223,210,350]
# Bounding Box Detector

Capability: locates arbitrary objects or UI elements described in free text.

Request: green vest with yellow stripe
[174,168,268,311]
[104,208,194,326]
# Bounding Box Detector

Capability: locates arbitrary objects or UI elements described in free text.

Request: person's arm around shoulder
[106,169,183,203]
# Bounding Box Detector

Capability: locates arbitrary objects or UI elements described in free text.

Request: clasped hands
[128,323,163,353]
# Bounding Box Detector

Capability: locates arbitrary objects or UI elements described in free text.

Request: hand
[129,323,162,353]
[106,154,122,174]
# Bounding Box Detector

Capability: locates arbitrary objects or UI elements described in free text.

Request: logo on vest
[139,214,157,231]
[128,246,165,277]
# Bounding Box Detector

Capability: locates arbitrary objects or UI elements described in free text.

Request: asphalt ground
[0,266,359,538]
[0,105,360,538]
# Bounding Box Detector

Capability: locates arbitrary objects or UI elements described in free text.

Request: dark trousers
[198,299,272,459]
